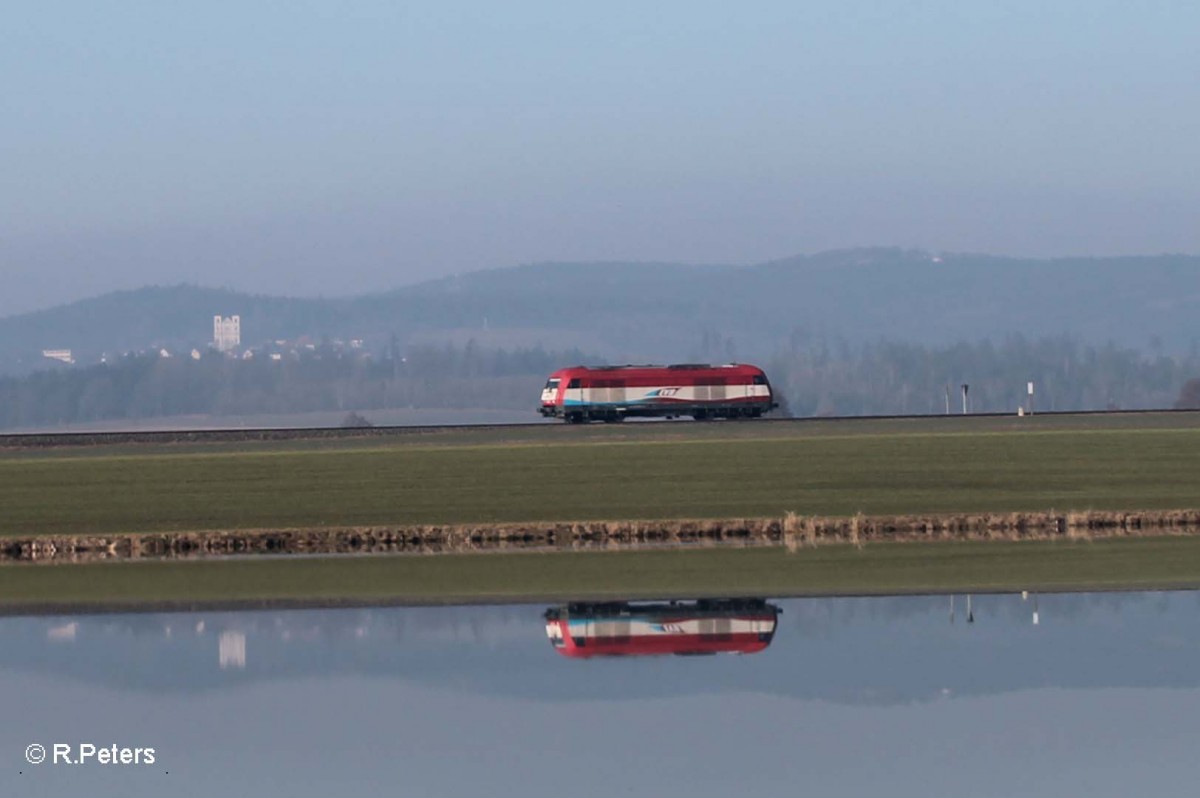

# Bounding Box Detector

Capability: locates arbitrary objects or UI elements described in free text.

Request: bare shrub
[783,511,801,553]
[849,512,864,549]
[340,411,374,428]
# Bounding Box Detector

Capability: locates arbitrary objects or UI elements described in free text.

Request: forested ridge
[4,249,1200,378]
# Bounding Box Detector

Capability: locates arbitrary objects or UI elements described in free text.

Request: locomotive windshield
[544,379,560,390]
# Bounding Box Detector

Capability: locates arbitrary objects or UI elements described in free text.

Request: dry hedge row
[6,509,1200,565]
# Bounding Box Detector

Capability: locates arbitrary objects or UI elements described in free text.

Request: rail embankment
[6,508,1200,565]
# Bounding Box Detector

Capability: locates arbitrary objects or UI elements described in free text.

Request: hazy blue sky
[3,1,1198,315]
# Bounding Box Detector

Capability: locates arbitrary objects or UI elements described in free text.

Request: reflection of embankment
[6,509,1200,565]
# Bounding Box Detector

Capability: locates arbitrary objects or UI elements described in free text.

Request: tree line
[0,342,593,429]
[2,335,1199,430]
[766,334,1200,416]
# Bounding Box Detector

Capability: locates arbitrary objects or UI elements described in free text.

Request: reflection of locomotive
[538,364,777,423]
[544,600,779,658]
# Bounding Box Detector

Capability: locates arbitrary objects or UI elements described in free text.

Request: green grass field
[5,536,1200,613]
[3,413,1200,537]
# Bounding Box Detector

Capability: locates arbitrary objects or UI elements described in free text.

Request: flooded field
[4,590,1200,796]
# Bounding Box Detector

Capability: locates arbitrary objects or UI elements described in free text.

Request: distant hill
[2,248,1198,375]
[0,286,347,375]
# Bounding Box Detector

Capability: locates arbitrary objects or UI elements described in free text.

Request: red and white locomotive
[538,363,777,423]
[544,600,779,659]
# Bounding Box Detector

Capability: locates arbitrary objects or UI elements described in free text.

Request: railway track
[0,407,1196,449]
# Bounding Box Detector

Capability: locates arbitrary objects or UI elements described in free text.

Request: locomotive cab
[538,369,574,417]
[545,616,567,648]
[539,377,561,409]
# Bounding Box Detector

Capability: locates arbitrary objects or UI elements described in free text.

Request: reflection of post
[949,594,955,624]
[219,630,247,670]
[1023,589,1040,625]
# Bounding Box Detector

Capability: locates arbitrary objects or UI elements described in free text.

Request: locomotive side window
[568,378,581,388]
[753,375,767,385]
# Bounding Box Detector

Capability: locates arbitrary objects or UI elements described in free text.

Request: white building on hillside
[213,315,241,352]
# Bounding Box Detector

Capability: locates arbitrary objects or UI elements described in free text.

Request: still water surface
[3,591,1200,796]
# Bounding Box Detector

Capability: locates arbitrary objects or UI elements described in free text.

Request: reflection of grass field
[4,413,1200,537]
[5,537,1200,612]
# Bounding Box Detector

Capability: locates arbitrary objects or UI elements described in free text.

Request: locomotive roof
[559,363,760,372]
